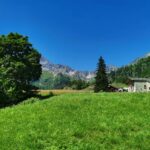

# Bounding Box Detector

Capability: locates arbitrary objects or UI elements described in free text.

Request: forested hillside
[33,71,90,90]
[109,56,150,84]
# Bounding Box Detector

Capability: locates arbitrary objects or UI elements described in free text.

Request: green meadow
[0,93,150,150]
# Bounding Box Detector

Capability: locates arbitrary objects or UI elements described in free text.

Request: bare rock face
[40,56,117,80]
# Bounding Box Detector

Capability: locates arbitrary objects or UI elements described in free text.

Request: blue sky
[0,0,150,71]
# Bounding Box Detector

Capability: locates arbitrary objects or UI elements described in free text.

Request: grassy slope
[0,93,150,150]
[111,82,128,88]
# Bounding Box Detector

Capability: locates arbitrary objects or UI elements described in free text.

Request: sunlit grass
[0,93,149,149]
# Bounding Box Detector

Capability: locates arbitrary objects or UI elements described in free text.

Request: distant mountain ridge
[109,52,150,84]
[131,52,150,65]
[40,56,117,80]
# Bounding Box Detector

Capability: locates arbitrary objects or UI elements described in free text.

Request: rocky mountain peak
[40,56,117,80]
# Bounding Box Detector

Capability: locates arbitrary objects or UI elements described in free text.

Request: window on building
[144,85,147,89]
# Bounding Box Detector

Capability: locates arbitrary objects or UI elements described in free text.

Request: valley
[34,53,150,90]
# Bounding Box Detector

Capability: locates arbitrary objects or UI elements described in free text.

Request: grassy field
[111,83,128,88]
[0,93,150,150]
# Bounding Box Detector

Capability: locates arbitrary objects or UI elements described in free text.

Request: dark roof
[129,78,150,82]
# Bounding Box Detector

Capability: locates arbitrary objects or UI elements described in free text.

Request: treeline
[109,56,150,84]
[33,71,90,90]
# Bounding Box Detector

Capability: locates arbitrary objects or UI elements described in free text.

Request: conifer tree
[94,56,108,92]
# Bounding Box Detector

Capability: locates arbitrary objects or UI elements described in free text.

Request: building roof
[129,78,150,82]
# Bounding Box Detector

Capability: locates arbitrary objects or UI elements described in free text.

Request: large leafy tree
[94,56,108,92]
[0,33,42,105]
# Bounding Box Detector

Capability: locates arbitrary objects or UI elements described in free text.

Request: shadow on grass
[0,92,56,109]
[35,92,55,100]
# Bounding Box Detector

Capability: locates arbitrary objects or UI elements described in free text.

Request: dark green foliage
[33,71,55,89]
[33,71,89,90]
[109,56,150,84]
[71,79,89,90]
[94,56,109,92]
[0,33,42,105]
[53,73,71,89]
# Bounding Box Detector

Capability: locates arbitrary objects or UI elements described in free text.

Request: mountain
[131,52,150,65]
[40,56,75,75]
[106,65,118,73]
[36,53,149,89]
[109,53,150,84]
[40,56,117,80]
[40,56,95,80]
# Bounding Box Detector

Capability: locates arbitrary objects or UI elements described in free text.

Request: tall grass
[0,93,149,149]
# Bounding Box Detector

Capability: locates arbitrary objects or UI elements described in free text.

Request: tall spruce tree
[94,56,108,92]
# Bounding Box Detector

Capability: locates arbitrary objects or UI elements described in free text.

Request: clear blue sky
[0,0,150,71]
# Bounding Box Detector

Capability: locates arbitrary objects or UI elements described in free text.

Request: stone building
[128,78,150,92]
